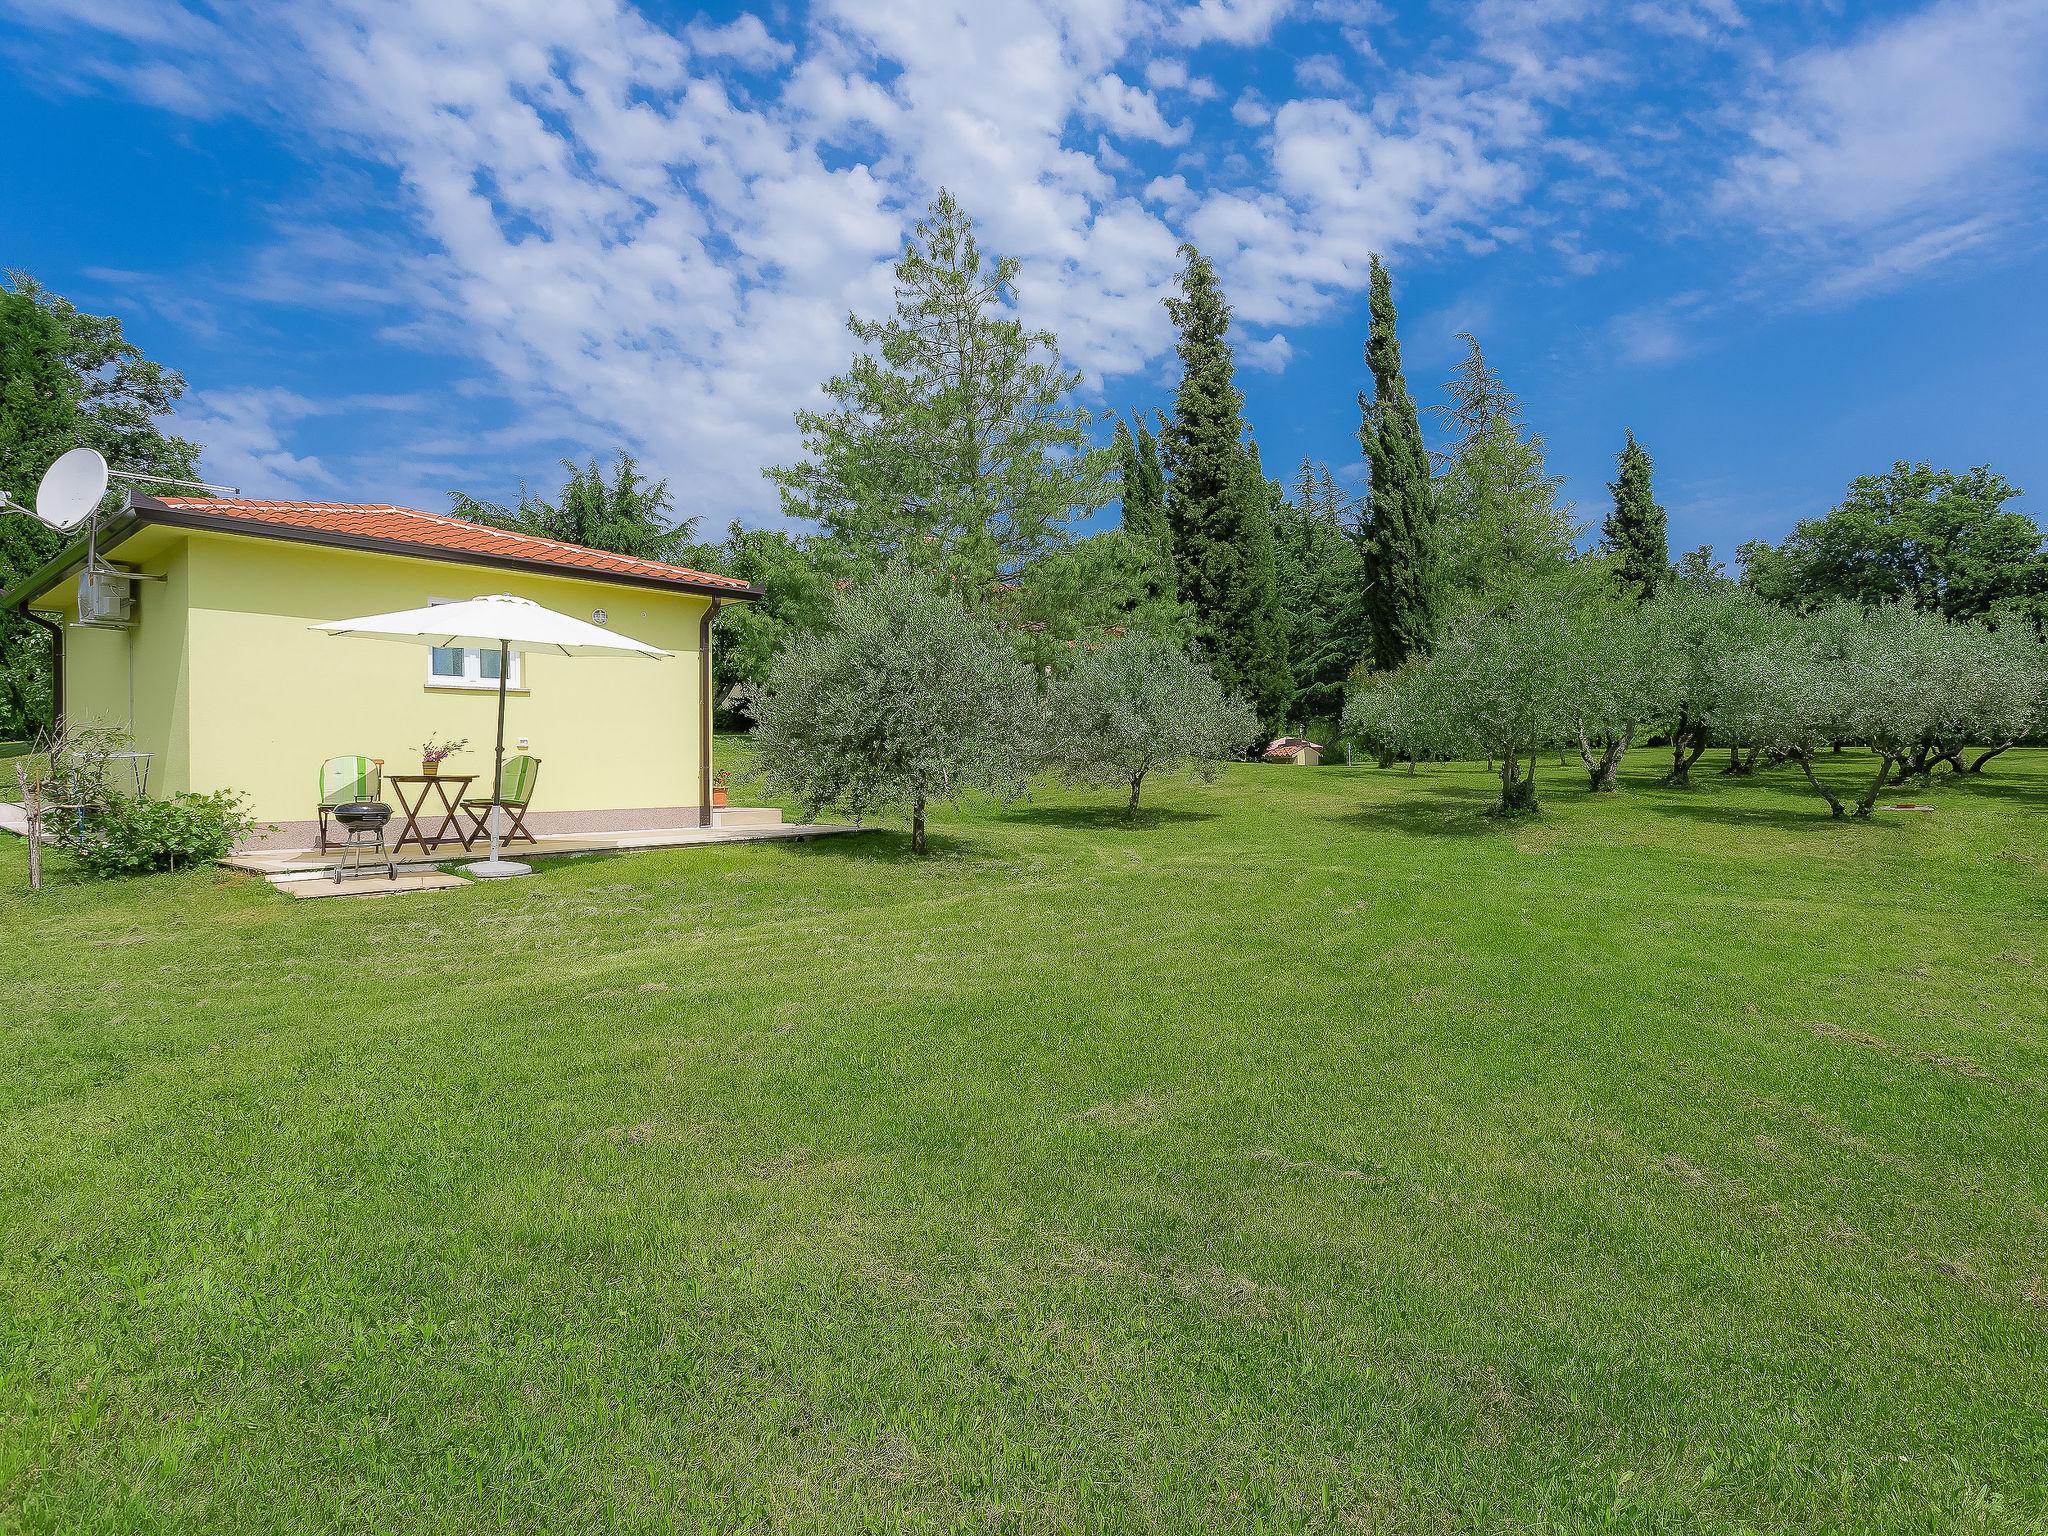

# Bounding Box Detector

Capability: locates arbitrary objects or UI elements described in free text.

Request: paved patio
[224,807,867,876]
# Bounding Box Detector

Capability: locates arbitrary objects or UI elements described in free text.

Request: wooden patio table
[387,773,477,853]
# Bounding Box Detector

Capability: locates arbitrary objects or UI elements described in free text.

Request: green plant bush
[71,790,254,877]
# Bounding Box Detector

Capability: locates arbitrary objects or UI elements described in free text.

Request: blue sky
[5,0,2045,562]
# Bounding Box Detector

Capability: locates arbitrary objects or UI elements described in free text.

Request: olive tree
[1386,583,1579,814]
[1724,603,2009,818]
[1563,583,1665,791]
[1041,633,1257,811]
[746,563,1038,853]
[1641,584,1777,786]
[1914,619,2045,776]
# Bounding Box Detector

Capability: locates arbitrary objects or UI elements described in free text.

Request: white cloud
[1293,52,1349,93]
[684,12,794,67]
[176,388,337,496]
[18,0,1905,518]
[1237,330,1293,371]
[1179,0,1296,46]
[1719,0,2048,290]
[1142,56,1188,90]
[1079,72,1190,144]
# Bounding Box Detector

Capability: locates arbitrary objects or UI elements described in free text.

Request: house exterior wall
[48,529,713,824]
[50,539,192,800]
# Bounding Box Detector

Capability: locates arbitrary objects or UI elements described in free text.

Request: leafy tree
[1604,430,1668,603]
[1357,254,1441,669]
[1340,658,1447,770]
[1115,414,1169,549]
[1356,579,1580,814]
[451,454,700,564]
[745,562,1036,854]
[1739,462,2045,621]
[1721,604,1954,818]
[1881,612,2045,777]
[766,191,1108,605]
[1640,583,1778,786]
[1943,620,2047,774]
[998,527,1188,676]
[1041,633,1256,811]
[1673,544,1731,589]
[1563,578,1665,791]
[1159,246,1291,731]
[1434,337,1580,603]
[1274,460,1364,728]
[709,523,847,719]
[1,274,201,739]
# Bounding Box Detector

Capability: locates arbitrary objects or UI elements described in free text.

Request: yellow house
[3,493,758,840]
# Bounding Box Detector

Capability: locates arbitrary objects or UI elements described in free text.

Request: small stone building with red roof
[1262,736,1324,766]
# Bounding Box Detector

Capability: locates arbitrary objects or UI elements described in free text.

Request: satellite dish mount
[1,449,243,619]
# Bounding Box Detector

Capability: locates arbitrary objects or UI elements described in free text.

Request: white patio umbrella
[311,594,670,878]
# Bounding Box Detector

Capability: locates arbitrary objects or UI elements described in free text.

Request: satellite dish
[36,448,110,531]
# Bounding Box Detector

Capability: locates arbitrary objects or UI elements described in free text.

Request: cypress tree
[1161,244,1290,734]
[1357,254,1440,669]
[1135,418,1168,546]
[1115,414,1169,548]
[1604,430,1668,602]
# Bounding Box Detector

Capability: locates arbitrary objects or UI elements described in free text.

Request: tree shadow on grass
[1929,774,2048,807]
[1002,804,1221,832]
[1335,781,1506,839]
[776,827,1001,864]
[1637,786,1907,834]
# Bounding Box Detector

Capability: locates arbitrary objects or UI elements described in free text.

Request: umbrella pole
[491,640,508,864]
[468,639,529,877]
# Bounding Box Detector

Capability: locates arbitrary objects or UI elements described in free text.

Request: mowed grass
[2,748,2046,1534]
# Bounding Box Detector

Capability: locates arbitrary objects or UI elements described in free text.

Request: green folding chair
[464,755,541,847]
[317,754,382,852]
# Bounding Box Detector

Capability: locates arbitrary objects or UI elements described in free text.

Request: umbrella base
[466,859,533,879]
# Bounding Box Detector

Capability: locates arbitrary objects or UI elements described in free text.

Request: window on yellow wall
[426,597,522,689]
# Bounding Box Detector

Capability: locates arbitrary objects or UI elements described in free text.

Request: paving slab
[272,871,473,899]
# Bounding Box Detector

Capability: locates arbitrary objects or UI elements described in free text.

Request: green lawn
[3,748,2045,1533]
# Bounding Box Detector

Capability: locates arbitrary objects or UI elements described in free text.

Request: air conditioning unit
[77,566,133,628]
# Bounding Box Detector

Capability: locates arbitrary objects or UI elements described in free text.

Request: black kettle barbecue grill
[331,799,396,883]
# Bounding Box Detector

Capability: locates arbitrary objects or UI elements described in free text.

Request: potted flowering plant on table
[420,736,467,776]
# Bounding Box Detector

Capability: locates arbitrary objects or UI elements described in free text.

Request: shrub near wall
[72,790,255,876]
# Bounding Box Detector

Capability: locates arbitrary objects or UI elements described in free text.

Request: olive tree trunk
[911,795,928,855]
[1496,747,1539,815]
[1967,741,2017,774]
[1578,724,1632,792]
[1852,753,1900,817]
[1663,713,1708,787]
[1790,750,1845,818]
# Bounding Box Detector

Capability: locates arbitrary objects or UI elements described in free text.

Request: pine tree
[1160,245,1290,734]
[1435,336,1581,601]
[767,190,1109,606]
[1604,430,1668,603]
[451,454,701,565]
[1357,254,1441,669]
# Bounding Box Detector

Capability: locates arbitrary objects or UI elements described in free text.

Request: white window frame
[424,597,524,691]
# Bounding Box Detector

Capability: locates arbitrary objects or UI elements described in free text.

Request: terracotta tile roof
[1263,736,1324,759]
[150,497,755,593]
